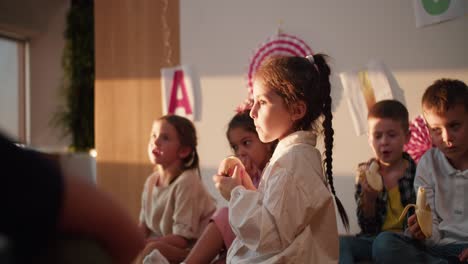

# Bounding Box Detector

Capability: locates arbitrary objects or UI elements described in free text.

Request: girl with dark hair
[214,54,349,263]
[184,109,275,264]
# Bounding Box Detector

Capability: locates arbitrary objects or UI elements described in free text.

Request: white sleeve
[229,150,328,254]
[173,172,212,239]
[139,176,151,224]
[414,152,440,245]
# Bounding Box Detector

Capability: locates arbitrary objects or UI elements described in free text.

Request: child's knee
[339,236,353,251]
[373,232,396,250]
[372,232,402,261]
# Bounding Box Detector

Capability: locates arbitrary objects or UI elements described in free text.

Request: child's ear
[178,146,192,159]
[291,101,306,121]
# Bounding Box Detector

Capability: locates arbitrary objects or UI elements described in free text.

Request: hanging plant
[53,0,94,152]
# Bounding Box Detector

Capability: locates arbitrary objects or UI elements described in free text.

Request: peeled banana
[364,161,383,192]
[219,156,244,177]
[399,186,432,238]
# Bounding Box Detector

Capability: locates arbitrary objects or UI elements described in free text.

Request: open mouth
[381,150,391,156]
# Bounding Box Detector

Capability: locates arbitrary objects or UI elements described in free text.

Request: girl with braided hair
[213,54,349,263]
[184,109,276,264]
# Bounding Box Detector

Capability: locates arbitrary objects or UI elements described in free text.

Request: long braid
[323,95,349,232]
[315,54,350,232]
[258,54,350,231]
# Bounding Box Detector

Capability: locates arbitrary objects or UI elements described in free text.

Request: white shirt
[139,169,216,239]
[227,131,339,263]
[415,148,468,246]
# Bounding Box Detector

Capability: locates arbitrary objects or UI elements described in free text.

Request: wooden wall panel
[94,0,179,219]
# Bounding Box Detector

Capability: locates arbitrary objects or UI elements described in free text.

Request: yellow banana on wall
[399,186,432,238]
[358,70,377,110]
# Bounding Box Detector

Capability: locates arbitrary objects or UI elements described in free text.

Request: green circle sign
[422,0,451,15]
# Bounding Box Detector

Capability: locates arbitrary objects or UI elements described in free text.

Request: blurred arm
[58,175,145,264]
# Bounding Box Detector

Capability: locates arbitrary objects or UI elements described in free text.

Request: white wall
[180,0,468,234]
[29,1,69,150]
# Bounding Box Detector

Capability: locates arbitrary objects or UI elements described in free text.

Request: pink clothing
[211,207,236,250]
[211,168,262,250]
[251,171,261,188]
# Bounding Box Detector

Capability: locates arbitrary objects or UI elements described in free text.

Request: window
[0,36,27,143]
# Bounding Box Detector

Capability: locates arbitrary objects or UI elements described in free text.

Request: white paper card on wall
[161,65,200,121]
[340,60,403,136]
[413,0,467,28]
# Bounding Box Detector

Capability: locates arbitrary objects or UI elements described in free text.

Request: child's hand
[238,157,260,190]
[407,214,426,240]
[459,248,468,262]
[238,165,257,191]
[239,156,259,179]
[359,174,379,201]
[146,237,160,244]
[213,166,242,201]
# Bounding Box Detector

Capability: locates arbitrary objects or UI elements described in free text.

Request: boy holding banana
[339,100,417,263]
[374,79,468,263]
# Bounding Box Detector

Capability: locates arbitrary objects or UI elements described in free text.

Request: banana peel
[219,156,245,177]
[358,161,383,192]
[399,186,432,238]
